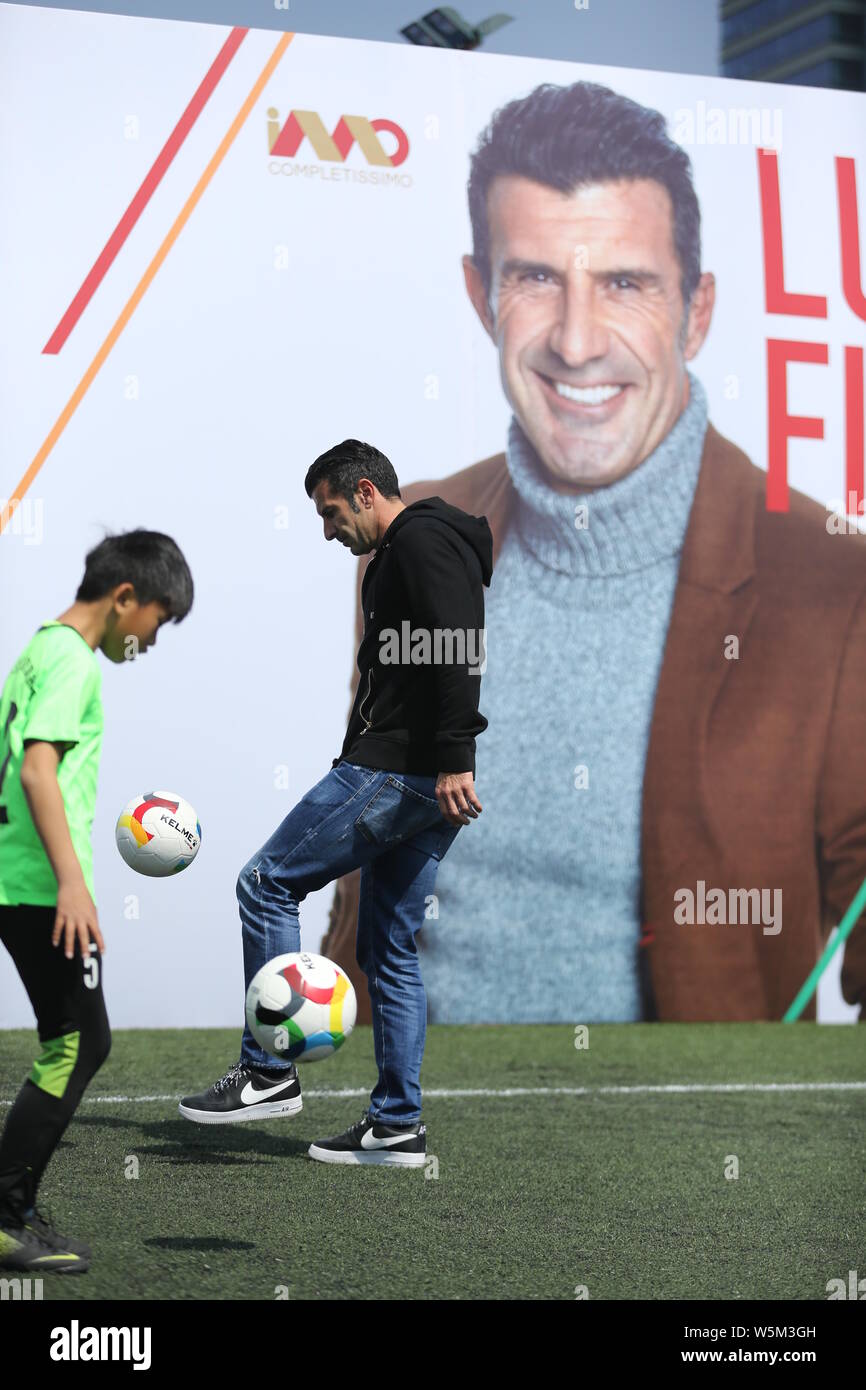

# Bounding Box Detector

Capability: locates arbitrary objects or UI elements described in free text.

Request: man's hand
[52,879,105,962]
[435,771,482,827]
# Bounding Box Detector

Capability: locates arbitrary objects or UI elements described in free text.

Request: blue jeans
[236,760,460,1124]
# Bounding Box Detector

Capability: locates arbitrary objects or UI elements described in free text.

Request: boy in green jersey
[0,529,193,1272]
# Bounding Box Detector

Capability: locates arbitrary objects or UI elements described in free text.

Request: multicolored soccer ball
[245,952,357,1063]
[115,791,201,877]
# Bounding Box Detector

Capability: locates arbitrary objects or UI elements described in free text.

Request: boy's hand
[435,771,482,827]
[53,880,105,961]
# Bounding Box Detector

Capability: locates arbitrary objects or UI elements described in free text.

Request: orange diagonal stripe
[1,30,294,536]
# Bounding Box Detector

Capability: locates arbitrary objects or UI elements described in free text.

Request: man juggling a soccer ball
[179,439,491,1165]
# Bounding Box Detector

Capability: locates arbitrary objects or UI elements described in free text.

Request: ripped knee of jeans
[237,862,262,900]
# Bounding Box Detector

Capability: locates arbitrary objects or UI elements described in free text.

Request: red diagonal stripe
[42,25,248,355]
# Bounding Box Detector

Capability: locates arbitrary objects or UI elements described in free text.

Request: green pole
[783,875,866,1021]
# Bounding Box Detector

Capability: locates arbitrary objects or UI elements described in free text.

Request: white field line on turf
[2,1081,865,1106]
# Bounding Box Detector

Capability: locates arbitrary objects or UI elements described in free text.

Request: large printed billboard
[1,3,864,1026]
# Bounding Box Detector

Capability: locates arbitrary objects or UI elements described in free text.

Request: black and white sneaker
[179,1061,302,1124]
[307,1110,427,1166]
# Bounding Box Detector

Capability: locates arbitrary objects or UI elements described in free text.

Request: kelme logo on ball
[115,791,201,878]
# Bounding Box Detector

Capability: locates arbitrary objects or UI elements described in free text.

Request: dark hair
[467,80,701,312]
[75,528,193,621]
[304,439,401,509]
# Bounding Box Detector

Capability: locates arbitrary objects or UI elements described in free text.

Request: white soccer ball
[246,952,357,1063]
[115,791,201,877]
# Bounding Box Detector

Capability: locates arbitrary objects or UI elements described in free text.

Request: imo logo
[267,108,409,167]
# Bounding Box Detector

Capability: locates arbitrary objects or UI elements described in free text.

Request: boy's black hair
[304,439,401,510]
[75,529,193,621]
[467,80,702,313]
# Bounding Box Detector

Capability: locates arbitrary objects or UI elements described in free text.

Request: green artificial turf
[1,1024,863,1300]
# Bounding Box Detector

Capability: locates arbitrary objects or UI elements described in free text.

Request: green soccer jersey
[0,621,103,906]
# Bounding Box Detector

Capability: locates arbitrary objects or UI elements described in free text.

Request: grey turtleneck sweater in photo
[417,370,710,1022]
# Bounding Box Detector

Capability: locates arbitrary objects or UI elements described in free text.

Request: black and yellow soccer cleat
[23,1204,91,1260]
[0,1214,89,1274]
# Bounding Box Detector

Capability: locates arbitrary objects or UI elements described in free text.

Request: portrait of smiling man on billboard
[323,79,866,1027]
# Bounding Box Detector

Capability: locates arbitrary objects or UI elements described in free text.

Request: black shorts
[0,902,111,1208]
[0,903,108,1080]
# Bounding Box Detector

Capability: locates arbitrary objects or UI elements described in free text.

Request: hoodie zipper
[357,668,374,735]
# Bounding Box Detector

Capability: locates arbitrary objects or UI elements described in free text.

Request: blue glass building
[721,0,866,89]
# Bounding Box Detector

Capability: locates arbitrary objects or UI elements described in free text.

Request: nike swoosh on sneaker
[240,1078,296,1105]
[359,1128,419,1149]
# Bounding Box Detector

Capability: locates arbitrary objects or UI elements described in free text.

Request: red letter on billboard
[767,339,828,511]
[836,157,866,321]
[759,150,827,318]
[846,346,865,513]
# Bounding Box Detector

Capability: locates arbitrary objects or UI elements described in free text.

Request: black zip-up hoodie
[333,497,493,776]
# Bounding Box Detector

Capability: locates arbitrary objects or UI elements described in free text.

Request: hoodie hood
[379,496,494,586]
